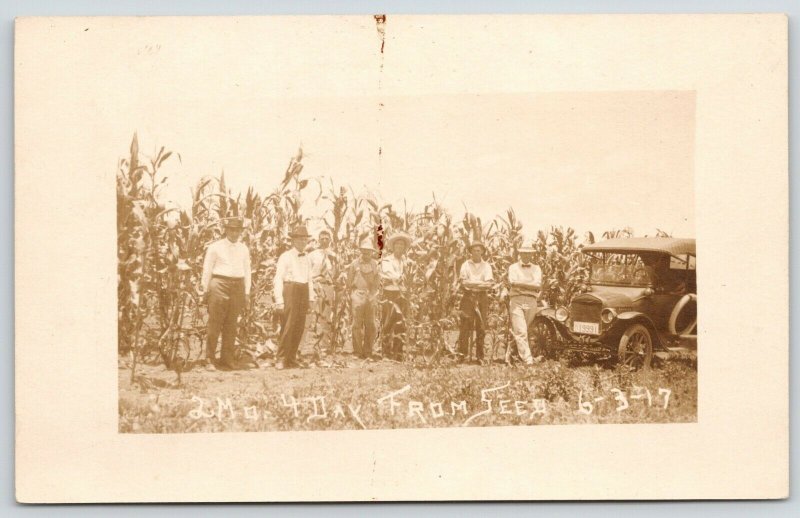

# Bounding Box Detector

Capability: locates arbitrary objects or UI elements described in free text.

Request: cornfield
[117,135,671,381]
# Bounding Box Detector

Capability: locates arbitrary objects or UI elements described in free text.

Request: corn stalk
[118,136,665,371]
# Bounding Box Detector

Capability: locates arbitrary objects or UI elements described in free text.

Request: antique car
[530,237,697,369]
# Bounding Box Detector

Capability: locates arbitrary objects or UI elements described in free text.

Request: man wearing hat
[346,238,380,359]
[507,243,543,365]
[456,240,495,363]
[273,223,316,369]
[199,216,252,371]
[379,231,412,360]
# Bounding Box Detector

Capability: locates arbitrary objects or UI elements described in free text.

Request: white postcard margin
[14,14,788,502]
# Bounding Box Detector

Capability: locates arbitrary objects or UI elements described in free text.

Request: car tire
[529,318,558,359]
[617,323,653,370]
[668,293,698,336]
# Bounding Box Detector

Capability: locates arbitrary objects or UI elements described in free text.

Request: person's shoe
[275,361,286,370]
[228,358,254,371]
[203,360,217,372]
[219,356,250,370]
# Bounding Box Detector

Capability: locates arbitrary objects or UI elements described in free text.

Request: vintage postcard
[15,14,787,502]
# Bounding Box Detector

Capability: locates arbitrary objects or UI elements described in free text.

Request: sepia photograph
[116,88,698,432]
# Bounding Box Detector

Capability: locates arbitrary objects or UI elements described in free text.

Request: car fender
[615,312,663,349]
[534,309,571,339]
[537,307,558,320]
[617,311,648,321]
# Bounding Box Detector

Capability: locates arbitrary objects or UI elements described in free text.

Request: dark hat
[289,223,311,238]
[222,216,244,229]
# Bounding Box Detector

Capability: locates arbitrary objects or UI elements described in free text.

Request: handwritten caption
[187,383,673,428]
[577,386,672,414]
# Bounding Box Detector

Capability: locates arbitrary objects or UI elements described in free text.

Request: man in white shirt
[379,231,412,360]
[456,240,494,363]
[273,224,316,370]
[308,229,334,279]
[507,244,543,365]
[199,216,252,371]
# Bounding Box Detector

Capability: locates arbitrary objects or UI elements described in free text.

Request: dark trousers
[381,290,407,359]
[206,276,245,365]
[277,282,309,364]
[457,291,488,360]
[351,291,376,358]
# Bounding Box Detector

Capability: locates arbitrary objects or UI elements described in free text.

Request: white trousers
[509,295,539,364]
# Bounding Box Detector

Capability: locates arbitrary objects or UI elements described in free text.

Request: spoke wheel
[617,323,653,370]
[529,318,558,359]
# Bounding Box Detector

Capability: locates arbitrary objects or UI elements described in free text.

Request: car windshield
[589,253,653,287]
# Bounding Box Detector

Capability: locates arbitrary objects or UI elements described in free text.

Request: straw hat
[468,240,486,252]
[385,231,412,250]
[358,238,377,252]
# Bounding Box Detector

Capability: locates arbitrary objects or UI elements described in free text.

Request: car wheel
[529,318,557,359]
[669,293,698,336]
[617,323,653,370]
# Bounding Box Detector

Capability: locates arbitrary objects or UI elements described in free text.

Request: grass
[118,356,697,433]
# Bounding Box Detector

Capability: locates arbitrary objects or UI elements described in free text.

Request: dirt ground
[119,344,698,433]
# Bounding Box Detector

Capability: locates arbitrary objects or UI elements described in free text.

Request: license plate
[573,321,600,335]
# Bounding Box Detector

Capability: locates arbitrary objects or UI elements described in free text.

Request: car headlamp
[555,307,569,322]
[601,308,617,324]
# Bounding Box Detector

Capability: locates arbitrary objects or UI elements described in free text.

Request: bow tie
[298,253,306,257]
[521,264,532,268]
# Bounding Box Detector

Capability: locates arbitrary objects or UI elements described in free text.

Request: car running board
[655,346,696,361]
